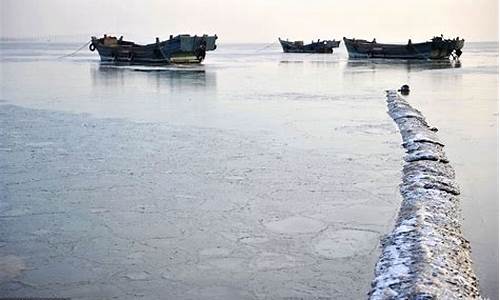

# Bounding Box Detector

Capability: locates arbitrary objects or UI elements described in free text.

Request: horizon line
[0,36,498,44]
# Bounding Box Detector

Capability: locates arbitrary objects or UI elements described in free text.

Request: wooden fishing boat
[89,34,217,64]
[343,36,464,60]
[278,38,340,53]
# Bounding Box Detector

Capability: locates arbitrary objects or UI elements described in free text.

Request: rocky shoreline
[369,90,481,299]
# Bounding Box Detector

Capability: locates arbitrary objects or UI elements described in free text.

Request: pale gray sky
[1,0,498,43]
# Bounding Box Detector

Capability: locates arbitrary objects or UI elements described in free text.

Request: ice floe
[313,229,379,259]
[263,216,326,234]
[0,255,26,282]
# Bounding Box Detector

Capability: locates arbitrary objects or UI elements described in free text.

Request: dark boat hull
[90,34,217,64]
[279,38,340,53]
[343,37,464,60]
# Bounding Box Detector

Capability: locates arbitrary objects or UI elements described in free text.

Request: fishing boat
[89,34,217,64]
[343,36,464,60]
[278,38,340,53]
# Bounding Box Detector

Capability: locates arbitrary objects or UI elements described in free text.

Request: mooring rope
[255,42,276,53]
[57,40,91,59]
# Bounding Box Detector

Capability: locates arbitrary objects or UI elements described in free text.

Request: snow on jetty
[369,90,481,299]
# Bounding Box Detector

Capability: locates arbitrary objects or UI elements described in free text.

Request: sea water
[0,41,497,299]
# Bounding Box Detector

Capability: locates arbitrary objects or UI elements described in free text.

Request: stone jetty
[368,90,481,299]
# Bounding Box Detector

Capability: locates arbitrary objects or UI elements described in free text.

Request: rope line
[58,40,91,59]
[255,42,276,53]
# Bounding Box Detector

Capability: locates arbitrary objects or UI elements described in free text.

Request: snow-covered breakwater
[369,90,481,299]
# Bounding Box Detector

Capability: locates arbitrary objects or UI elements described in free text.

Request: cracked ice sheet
[0,104,402,299]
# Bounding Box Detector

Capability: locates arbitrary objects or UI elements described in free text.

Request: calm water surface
[0,41,498,299]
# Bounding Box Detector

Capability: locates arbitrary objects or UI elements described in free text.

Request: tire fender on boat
[89,43,96,52]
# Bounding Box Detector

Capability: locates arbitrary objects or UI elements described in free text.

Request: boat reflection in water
[91,64,217,91]
[345,58,461,72]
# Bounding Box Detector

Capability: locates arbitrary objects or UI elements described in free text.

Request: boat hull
[279,38,340,53]
[343,37,464,60]
[90,34,217,64]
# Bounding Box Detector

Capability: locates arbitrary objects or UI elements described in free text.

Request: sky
[1,0,498,43]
